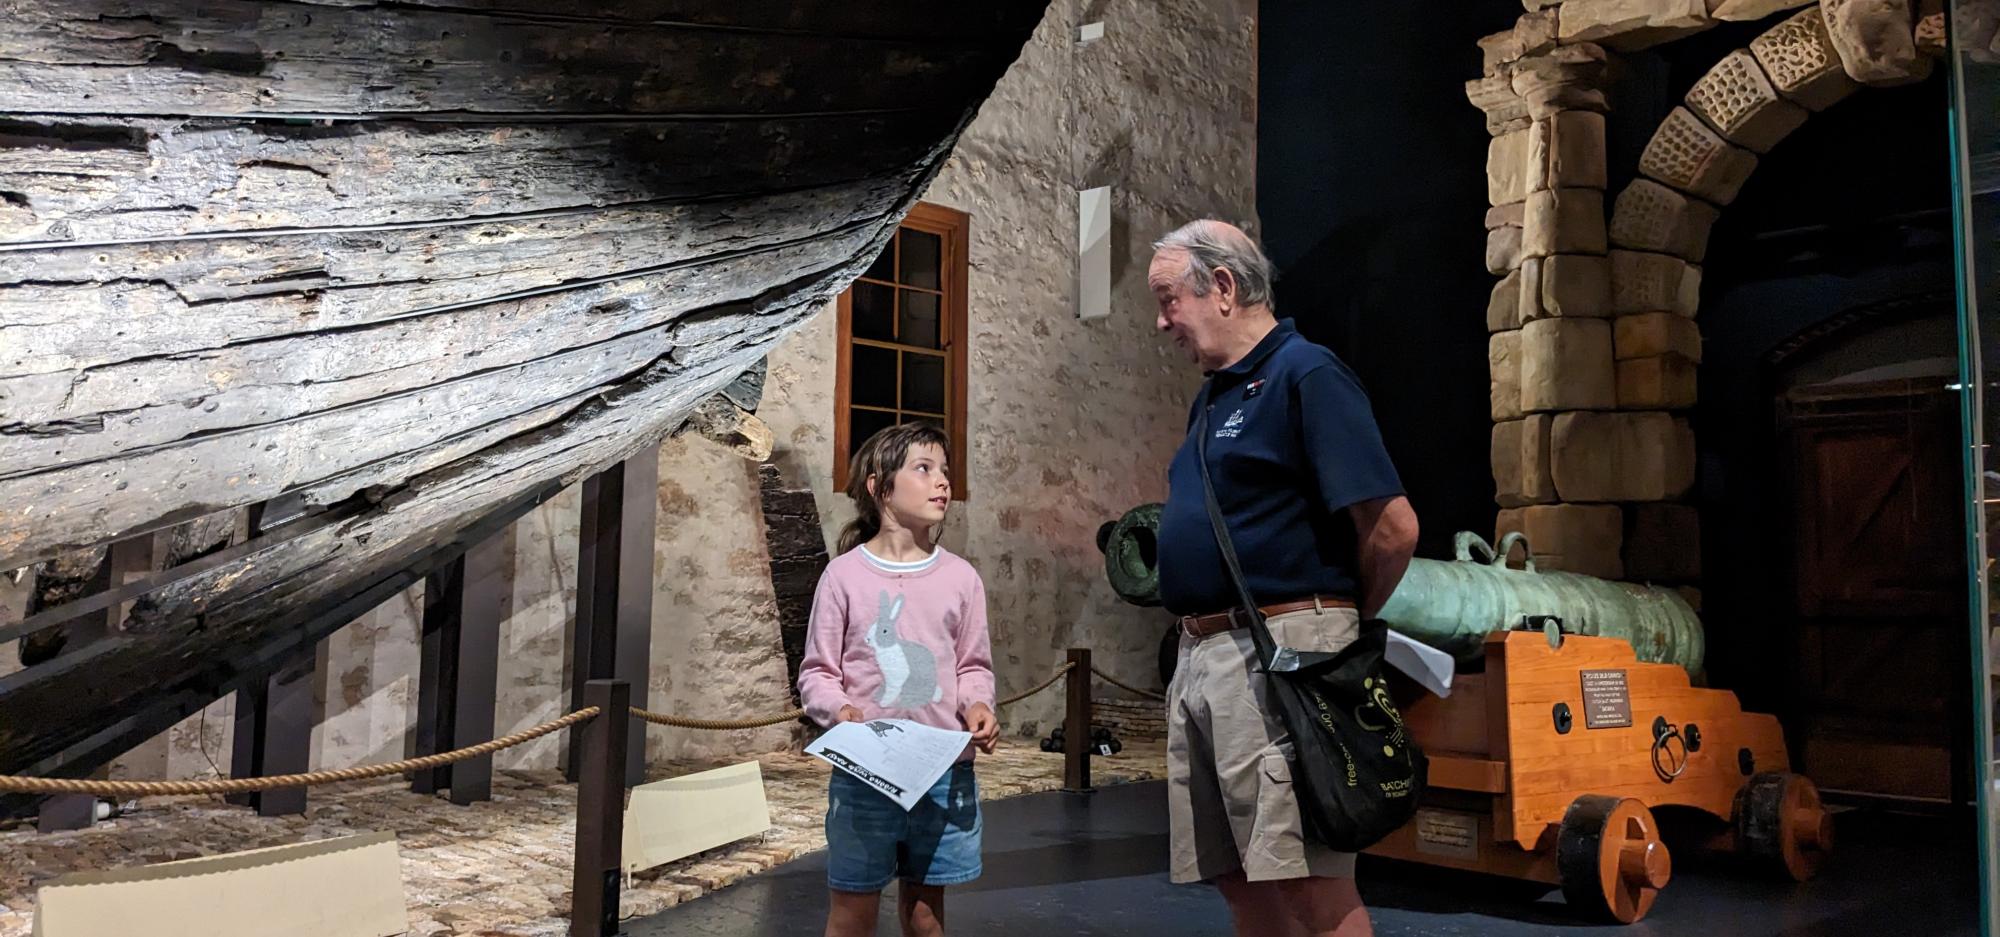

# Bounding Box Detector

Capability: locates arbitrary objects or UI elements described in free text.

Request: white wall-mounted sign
[1077,186,1112,321]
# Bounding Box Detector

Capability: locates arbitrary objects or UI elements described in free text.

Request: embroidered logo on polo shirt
[1215,408,1246,439]
[1245,379,1267,398]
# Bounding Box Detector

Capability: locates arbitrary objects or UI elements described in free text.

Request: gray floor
[628,781,1979,936]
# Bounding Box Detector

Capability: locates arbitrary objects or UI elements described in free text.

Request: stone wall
[1470,0,1944,585]
[63,0,1254,781]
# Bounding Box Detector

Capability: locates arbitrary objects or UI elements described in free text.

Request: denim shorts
[825,761,982,892]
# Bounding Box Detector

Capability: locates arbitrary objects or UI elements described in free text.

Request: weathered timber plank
[0,217,876,569]
[0,165,912,775]
[0,33,989,782]
[298,0,1049,43]
[0,336,770,778]
[0,224,870,475]
[0,112,953,244]
[0,0,1020,117]
[0,175,906,377]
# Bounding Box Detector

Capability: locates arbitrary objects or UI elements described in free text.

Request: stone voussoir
[1822,0,1934,86]
[1610,179,1719,262]
[1752,7,1865,110]
[1685,48,1811,153]
[1639,106,1760,205]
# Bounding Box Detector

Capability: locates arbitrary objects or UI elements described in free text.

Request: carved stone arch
[1474,2,1951,584]
[1608,8,1864,315]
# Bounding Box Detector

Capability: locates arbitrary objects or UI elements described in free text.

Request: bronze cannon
[1097,504,1705,674]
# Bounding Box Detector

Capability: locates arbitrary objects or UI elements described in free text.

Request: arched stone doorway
[1471,2,1977,801]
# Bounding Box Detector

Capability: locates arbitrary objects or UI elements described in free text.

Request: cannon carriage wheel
[1557,795,1672,924]
[1734,772,1832,882]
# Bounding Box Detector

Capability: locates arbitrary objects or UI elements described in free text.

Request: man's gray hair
[1152,220,1276,310]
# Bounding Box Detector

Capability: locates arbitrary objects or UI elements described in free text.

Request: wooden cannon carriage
[1097,502,1837,924]
[1368,625,1833,923]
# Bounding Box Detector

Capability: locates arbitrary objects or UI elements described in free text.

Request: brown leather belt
[1178,596,1357,640]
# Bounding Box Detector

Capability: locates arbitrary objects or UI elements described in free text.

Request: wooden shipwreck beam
[0,0,1050,787]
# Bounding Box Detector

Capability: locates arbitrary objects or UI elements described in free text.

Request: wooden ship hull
[0,0,1050,789]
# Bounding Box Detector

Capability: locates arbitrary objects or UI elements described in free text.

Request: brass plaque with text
[1413,809,1480,860]
[1580,669,1633,729]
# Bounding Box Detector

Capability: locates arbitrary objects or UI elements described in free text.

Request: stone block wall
[1468,0,1940,584]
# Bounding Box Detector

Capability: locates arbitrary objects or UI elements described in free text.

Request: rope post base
[572,679,628,937]
[1063,648,1093,795]
[38,794,96,833]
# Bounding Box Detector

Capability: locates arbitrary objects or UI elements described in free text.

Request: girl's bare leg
[826,889,881,937]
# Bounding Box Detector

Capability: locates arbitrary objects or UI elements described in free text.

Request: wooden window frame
[834,202,972,501]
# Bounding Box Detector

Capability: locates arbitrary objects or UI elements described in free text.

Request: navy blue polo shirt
[1156,320,1404,617]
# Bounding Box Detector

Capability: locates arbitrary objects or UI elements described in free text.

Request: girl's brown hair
[838,422,954,554]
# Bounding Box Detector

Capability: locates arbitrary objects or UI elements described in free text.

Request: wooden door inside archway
[1777,375,1968,804]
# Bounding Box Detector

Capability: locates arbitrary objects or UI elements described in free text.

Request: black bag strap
[1192,389,1280,669]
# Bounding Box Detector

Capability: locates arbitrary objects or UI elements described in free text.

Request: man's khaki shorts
[1166,604,1360,884]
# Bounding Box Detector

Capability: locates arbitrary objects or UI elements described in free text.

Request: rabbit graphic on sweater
[865,592,942,708]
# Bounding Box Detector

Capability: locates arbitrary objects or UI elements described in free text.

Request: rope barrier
[0,707,600,797]
[997,661,1075,707]
[0,659,1106,796]
[630,706,805,730]
[1090,665,1166,701]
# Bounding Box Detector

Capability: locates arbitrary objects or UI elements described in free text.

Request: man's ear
[1212,266,1238,310]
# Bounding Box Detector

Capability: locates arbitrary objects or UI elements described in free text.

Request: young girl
[798,423,998,937]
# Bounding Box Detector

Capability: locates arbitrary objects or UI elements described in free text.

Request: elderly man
[1150,220,1419,937]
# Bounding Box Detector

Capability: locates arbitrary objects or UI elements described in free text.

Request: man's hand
[836,705,866,724]
[964,703,999,753]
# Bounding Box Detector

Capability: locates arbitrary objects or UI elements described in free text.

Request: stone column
[1470,27,1625,579]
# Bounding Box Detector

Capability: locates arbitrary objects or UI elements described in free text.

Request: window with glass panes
[834,203,970,499]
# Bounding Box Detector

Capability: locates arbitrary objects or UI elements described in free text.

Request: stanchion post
[1063,647,1093,794]
[572,679,629,937]
[447,533,506,805]
[567,447,657,788]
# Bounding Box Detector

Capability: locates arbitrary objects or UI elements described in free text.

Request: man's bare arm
[1350,495,1419,619]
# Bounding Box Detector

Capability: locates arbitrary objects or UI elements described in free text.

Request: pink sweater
[797,546,996,751]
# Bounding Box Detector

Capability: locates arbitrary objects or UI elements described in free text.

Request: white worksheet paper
[805,719,971,811]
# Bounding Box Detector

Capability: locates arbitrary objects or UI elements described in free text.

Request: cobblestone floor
[0,740,1165,937]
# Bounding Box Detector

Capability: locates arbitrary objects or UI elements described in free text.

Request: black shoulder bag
[1194,397,1426,852]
